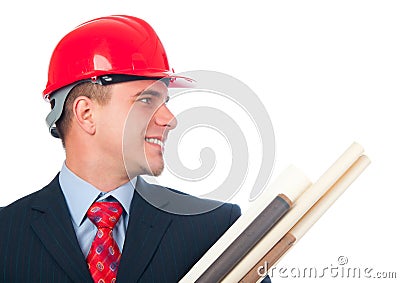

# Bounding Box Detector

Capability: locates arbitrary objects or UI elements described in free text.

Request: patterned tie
[86,201,123,283]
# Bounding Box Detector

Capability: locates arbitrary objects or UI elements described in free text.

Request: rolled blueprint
[179,165,312,283]
[241,233,296,283]
[222,142,365,282]
[196,194,292,283]
[239,154,370,283]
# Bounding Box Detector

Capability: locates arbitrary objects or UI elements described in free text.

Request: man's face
[96,80,176,178]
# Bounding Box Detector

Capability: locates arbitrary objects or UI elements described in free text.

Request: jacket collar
[30,174,93,282]
[117,176,173,282]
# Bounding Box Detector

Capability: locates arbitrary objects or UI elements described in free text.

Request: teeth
[145,138,164,147]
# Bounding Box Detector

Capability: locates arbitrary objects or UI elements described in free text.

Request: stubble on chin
[139,152,165,177]
[149,157,165,176]
[151,167,163,177]
[147,147,166,176]
[125,162,164,178]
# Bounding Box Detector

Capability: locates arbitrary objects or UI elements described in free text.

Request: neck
[65,148,132,193]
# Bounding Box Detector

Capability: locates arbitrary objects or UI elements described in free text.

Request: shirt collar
[59,162,136,227]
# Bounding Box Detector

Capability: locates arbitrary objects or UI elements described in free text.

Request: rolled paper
[239,155,370,283]
[179,165,312,283]
[289,155,370,239]
[222,142,365,282]
[240,232,297,283]
[196,194,293,283]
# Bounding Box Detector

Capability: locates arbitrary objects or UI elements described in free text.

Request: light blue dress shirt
[59,163,136,257]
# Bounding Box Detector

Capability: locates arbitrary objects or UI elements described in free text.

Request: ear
[72,96,96,135]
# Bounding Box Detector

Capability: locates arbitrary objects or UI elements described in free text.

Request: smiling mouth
[145,137,164,148]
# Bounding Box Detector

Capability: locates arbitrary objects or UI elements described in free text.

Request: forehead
[110,79,169,98]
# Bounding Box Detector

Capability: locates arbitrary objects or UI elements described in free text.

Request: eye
[138,97,151,104]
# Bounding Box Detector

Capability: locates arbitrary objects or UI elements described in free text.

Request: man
[0,15,271,283]
[0,15,233,283]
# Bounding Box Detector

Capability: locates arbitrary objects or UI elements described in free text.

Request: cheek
[123,114,147,149]
[125,107,153,135]
[96,106,129,151]
[99,116,123,142]
[102,104,132,133]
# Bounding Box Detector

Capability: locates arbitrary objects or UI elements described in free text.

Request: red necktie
[86,201,123,283]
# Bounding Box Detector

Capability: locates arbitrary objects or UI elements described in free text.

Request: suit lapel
[30,175,92,282]
[117,176,173,282]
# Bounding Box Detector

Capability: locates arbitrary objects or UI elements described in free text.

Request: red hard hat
[43,15,175,98]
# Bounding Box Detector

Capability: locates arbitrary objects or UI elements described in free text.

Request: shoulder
[166,186,241,223]
[0,175,59,223]
[0,190,38,218]
[135,176,241,225]
[0,190,39,237]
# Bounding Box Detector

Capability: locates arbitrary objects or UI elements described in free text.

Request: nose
[154,103,177,129]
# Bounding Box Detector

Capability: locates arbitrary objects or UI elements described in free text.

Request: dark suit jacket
[0,174,241,282]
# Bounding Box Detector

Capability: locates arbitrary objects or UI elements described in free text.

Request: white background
[1,1,399,282]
